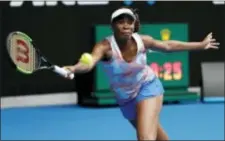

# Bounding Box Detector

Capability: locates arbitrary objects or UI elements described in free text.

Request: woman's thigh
[119,77,165,120]
[136,95,163,139]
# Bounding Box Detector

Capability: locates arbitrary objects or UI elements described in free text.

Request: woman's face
[112,15,135,40]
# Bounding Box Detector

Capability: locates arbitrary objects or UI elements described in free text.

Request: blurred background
[1,1,224,140]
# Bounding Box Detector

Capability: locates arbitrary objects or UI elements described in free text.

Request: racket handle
[53,65,74,79]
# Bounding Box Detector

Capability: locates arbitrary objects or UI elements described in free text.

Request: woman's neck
[114,34,132,50]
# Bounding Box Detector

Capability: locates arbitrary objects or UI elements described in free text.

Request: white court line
[1,92,78,109]
[1,87,201,109]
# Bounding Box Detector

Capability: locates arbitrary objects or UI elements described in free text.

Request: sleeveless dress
[100,33,164,120]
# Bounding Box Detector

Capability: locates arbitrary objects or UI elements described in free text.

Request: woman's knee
[156,123,169,141]
[137,132,156,140]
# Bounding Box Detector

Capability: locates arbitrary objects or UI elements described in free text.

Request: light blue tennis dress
[100,33,165,120]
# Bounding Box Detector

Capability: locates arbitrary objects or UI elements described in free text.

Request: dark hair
[130,8,140,33]
[112,7,140,33]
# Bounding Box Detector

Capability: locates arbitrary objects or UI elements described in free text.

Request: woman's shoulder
[94,38,111,52]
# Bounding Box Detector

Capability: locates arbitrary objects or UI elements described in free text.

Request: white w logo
[9,0,109,7]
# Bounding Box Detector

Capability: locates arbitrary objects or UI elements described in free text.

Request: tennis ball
[79,53,93,65]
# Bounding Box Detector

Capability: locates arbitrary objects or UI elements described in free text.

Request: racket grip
[53,65,74,79]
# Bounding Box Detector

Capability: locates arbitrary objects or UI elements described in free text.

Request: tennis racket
[6,31,74,79]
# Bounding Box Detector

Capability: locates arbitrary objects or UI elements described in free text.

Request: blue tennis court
[1,102,224,140]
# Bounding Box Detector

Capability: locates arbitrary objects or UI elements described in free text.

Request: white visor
[111,8,136,22]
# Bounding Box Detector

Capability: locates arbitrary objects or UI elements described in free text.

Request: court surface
[1,102,224,140]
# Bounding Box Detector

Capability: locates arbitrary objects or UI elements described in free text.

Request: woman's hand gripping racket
[6,31,74,79]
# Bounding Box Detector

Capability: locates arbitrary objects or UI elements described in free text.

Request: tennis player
[64,7,219,140]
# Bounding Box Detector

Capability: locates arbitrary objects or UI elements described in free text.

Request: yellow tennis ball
[79,53,93,65]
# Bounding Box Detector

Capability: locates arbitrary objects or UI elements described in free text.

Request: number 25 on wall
[163,62,182,81]
[150,62,182,81]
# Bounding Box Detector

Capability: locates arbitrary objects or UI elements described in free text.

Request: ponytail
[132,8,140,32]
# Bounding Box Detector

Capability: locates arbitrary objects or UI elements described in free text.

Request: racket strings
[8,33,37,73]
